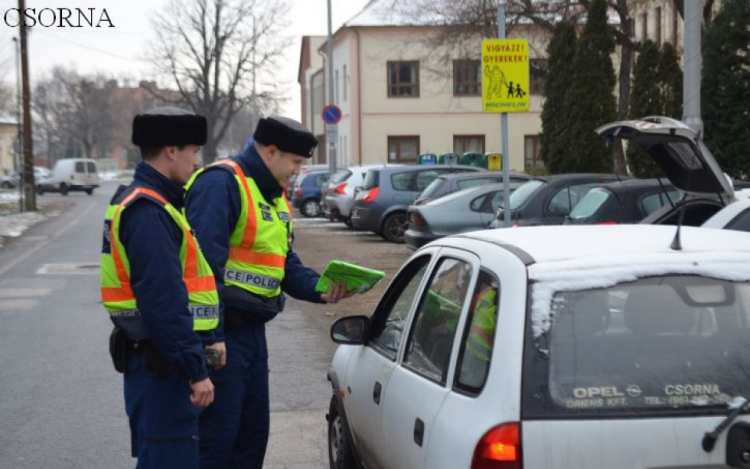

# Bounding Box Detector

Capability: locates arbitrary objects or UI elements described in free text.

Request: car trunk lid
[596,116,733,199]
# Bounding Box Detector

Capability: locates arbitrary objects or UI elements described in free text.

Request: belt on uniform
[225,308,264,328]
[125,338,151,353]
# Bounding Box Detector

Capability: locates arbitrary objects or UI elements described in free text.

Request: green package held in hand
[315,260,386,294]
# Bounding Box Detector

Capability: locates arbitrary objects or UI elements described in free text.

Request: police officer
[185,116,355,468]
[101,107,221,469]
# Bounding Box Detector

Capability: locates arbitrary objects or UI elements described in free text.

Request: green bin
[462,152,485,168]
[484,152,503,171]
[417,153,437,165]
[439,152,460,165]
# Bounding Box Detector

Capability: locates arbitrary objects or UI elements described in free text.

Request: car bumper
[350,206,379,231]
[404,229,442,251]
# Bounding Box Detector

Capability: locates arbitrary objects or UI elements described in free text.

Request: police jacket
[114,162,212,382]
[185,141,323,339]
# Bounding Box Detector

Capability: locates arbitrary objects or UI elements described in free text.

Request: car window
[403,258,473,384]
[569,188,612,219]
[329,169,352,185]
[362,170,379,190]
[725,209,750,232]
[658,202,722,226]
[533,276,750,416]
[75,162,85,173]
[547,183,598,217]
[415,170,444,192]
[369,256,431,359]
[640,190,679,215]
[315,173,329,187]
[457,177,498,191]
[87,162,96,173]
[418,177,446,200]
[455,271,499,393]
[509,179,546,211]
[471,190,505,213]
[391,172,413,191]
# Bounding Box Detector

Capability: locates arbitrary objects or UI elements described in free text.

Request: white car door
[380,247,481,469]
[342,250,437,469]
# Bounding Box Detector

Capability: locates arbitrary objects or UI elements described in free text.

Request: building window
[311,70,324,121]
[454,135,485,154]
[387,61,420,97]
[388,136,420,163]
[530,59,547,95]
[641,12,648,41]
[343,64,348,102]
[524,135,543,171]
[335,69,340,103]
[655,7,662,44]
[453,60,481,96]
[672,4,679,45]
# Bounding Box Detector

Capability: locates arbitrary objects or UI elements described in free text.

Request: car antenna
[670,161,696,251]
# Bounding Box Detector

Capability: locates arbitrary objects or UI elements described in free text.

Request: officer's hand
[321,281,357,304]
[206,342,227,369]
[190,378,214,408]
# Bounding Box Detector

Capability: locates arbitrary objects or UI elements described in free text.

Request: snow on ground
[0,191,64,250]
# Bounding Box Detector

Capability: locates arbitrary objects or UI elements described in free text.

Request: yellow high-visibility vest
[100,187,219,338]
[188,159,292,298]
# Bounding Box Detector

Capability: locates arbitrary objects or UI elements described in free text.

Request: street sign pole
[499,0,510,227]
[326,0,337,174]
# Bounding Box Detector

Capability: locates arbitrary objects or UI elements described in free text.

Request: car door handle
[414,418,424,447]
[373,381,382,405]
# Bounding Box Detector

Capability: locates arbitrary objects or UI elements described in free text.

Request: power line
[31,29,144,63]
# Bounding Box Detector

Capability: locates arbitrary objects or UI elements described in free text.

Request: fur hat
[132,107,207,147]
[253,116,317,158]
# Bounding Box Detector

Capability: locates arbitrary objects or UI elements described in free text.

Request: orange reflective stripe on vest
[213,160,258,251]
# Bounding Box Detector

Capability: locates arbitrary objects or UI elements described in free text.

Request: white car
[328,224,750,469]
[702,195,750,232]
[37,158,100,195]
[322,164,397,226]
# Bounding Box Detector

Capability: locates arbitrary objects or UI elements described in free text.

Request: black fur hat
[132,107,207,147]
[253,116,317,158]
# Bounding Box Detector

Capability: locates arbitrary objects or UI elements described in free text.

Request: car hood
[596,116,733,199]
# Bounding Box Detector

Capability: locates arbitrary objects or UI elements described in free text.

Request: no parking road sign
[322,104,342,125]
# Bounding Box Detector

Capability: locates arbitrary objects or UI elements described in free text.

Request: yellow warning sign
[481,39,530,113]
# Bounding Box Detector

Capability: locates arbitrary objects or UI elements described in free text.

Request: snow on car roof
[455,225,750,337]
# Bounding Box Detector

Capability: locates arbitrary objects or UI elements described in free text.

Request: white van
[38,158,100,196]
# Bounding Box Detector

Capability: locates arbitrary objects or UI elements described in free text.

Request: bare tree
[145,0,291,164]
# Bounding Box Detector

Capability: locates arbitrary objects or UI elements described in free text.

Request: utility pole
[326,0,337,174]
[12,36,24,212]
[498,0,511,228]
[683,0,703,137]
[18,0,36,211]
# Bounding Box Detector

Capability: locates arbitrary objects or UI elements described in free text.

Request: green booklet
[315,260,386,294]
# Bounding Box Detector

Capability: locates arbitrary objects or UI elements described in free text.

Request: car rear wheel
[301,198,321,218]
[381,212,407,243]
[85,188,94,195]
[1,181,11,189]
[59,183,69,196]
[36,185,44,195]
[328,396,357,469]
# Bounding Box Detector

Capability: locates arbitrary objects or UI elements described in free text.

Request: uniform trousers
[199,322,269,469]
[124,353,201,469]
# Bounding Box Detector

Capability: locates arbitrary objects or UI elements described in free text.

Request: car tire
[344,218,353,228]
[381,212,407,243]
[300,198,321,218]
[1,181,11,189]
[328,396,357,469]
[36,185,44,195]
[85,188,94,195]
[59,183,69,196]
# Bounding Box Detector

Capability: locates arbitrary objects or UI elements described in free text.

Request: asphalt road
[0,180,411,469]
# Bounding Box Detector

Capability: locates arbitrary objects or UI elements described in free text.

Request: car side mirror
[330,315,370,344]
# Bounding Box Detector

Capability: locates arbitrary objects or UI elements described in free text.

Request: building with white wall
[0,114,19,176]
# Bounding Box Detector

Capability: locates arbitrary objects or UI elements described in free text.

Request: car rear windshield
[330,169,352,185]
[418,177,447,200]
[509,179,546,210]
[362,170,380,190]
[525,275,750,417]
[457,176,500,191]
[569,188,611,219]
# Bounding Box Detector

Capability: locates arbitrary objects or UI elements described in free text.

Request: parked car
[350,164,483,243]
[596,116,735,227]
[565,178,679,225]
[322,164,394,226]
[413,170,530,206]
[488,173,625,229]
[404,181,524,250]
[702,196,750,232]
[1,166,51,189]
[285,163,329,200]
[290,169,329,217]
[327,224,750,469]
[38,158,100,195]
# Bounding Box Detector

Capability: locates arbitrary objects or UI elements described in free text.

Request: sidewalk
[0,192,67,250]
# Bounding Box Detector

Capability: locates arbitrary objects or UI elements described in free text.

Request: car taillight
[295,187,302,198]
[410,212,425,227]
[334,182,347,195]
[471,423,522,469]
[363,186,379,203]
[595,221,618,225]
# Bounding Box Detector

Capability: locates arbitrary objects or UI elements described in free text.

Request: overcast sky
[0,0,369,120]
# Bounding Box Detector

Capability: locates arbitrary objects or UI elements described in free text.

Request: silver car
[404,182,522,250]
[322,164,394,226]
